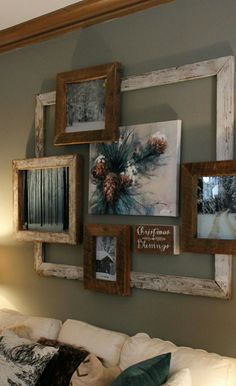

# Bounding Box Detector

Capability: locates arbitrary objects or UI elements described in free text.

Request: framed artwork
[54,62,122,145]
[134,225,180,254]
[89,120,181,216]
[181,160,236,254]
[13,154,82,244]
[84,224,130,295]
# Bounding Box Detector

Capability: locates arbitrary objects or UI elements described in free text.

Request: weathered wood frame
[13,154,82,244]
[84,224,130,296]
[54,62,122,145]
[34,55,234,299]
[182,160,236,254]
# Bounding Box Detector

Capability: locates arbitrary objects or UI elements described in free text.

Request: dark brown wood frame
[181,160,236,254]
[84,224,130,295]
[54,62,121,145]
[13,154,82,244]
[0,0,174,54]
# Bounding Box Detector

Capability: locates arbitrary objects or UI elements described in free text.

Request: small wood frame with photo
[13,154,82,244]
[84,224,130,295]
[54,62,122,145]
[181,160,236,254]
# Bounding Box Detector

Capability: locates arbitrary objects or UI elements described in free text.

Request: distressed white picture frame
[34,55,234,298]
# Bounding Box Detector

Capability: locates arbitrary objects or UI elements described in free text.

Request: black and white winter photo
[66,79,105,133]
[95,236,117,281]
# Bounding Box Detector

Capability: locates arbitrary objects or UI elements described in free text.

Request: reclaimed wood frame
[34,55,234,299]
[0,0,174,54]
[54,62,121,145]
[84,224,130,295]
[13,154,82,244]
[182,160,236,254]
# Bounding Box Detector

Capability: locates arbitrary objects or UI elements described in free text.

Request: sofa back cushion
[119,333,176,370]
[119,333,236,386]
[58,319,128,366]
[162,368,192,386]
[171,346,236,386]
[0,308,62,341]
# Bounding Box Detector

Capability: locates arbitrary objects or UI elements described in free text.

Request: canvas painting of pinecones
[89,120,181,216]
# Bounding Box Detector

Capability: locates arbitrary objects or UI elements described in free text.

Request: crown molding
[0,0,174,54]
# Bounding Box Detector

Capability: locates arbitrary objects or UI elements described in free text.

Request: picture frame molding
[0,0,174,54]
[34,55,234,299]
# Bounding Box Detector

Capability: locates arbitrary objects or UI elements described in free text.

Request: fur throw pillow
[70,353,121,386]
[36,338,89,386]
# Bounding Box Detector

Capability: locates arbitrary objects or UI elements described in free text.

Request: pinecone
[92,156,107,179]
[103,172,120,203]
[120,173,133,188]
[148,136,167,154]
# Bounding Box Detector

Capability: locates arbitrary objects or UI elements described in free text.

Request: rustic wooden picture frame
[34,55,234,299]
[13,154,82,244]
[84,224,130,296]
[54,62,121,145]
[182,160,236,254]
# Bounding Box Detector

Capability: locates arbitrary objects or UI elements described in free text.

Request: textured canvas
[89,120,181,216]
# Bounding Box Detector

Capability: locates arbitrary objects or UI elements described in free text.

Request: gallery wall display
[32,55,234,300]
[13,154,82,244]
[89,120,181,216]
[84,224,131,296]
[181,160,236,254]
[54,62,122,145]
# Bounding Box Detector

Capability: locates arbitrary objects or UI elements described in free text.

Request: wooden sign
[134,225,179,255]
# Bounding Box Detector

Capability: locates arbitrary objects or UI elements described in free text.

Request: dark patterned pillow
[36,338,89,386]
[0,330,58,386]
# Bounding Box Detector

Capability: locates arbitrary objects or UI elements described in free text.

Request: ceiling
[0,0,81,30]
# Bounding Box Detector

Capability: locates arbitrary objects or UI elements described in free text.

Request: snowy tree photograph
[89,120,181,216]
[95,236,117,281]
[65,78,105,133]
[197,175,236,239]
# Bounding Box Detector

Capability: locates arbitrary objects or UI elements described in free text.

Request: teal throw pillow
[111,352,171,386]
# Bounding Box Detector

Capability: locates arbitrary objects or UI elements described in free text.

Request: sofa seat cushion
[111,353,171,386]
[0,308,62,341]
[119,333,236,386]
[58,320,128,366]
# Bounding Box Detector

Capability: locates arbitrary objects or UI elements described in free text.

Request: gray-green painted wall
[0,0,236,357]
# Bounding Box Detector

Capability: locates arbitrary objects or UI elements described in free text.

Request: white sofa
[0,308,235,386]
